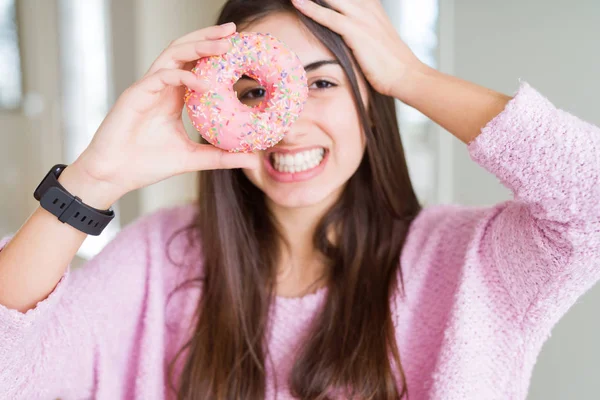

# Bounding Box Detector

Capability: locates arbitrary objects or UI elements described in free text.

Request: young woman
[1,0,598,399]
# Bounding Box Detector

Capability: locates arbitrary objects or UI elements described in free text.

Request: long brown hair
[168,0,422,398]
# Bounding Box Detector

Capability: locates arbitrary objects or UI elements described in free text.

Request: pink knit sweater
[1,82,599,399]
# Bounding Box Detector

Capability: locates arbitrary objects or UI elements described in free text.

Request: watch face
[33,164,67,200]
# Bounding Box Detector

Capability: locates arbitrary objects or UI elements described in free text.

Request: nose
[279,96,315,145]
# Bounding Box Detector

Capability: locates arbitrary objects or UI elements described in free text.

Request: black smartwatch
[33,164,115,236]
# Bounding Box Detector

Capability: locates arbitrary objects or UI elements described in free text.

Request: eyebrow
[238,60,340,81]
[304,60,340,72]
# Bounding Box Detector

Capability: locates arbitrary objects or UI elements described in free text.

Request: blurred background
[0,0,598,398]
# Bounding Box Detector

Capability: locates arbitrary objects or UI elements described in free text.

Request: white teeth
[271,148,326,173]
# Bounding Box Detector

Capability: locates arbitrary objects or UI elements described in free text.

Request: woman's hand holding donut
[67,23,260,209]
[291,0,427,100]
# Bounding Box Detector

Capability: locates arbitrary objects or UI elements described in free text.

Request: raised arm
[293,0,600,329]
[0,22,255,313]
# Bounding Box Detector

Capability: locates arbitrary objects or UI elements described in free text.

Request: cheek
[242,160,264,189]
[315,95,366,163]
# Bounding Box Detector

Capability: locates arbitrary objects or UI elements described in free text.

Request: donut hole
[233,74,270,111]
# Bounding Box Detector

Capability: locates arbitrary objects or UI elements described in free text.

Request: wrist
[57,163,123,210]
[391,62,438,105]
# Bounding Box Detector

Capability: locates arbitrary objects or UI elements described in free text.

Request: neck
[273,201,324,263]
[268,194,339,297]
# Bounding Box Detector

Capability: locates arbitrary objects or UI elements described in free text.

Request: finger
[181,144,261,172]
[301,0,361,17]
[146,39,231,75]
[135,68,208,96]
[291,0,349,35]
[171,22,236,47]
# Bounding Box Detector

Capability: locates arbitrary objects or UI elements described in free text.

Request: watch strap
[34,164,115,236]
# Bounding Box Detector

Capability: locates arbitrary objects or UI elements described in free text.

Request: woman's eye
[240,88,266,100]
[310,80,336,90]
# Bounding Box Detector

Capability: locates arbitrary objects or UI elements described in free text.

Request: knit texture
[1,82,599,399]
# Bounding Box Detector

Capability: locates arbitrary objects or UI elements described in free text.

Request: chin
[264,185,340,210]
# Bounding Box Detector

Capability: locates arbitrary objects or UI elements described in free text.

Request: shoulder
[133,201,198,237]
[69,202,201,308]
[51,203,202,371]
[404,203,489,250]
[400,202,506,283]
[88,201,199,265]
[132,202,202,290]
[142,202,199,251]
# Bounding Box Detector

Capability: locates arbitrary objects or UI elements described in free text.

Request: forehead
[241,12,334,66]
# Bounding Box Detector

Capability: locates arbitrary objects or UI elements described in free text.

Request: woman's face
[238,12,368,212]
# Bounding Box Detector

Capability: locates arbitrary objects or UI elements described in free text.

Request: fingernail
[293,0,305,7]
[220,22,235,29]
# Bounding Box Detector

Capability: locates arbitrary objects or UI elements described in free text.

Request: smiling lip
[264,146,328,183]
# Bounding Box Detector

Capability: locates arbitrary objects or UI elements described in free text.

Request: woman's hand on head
[291,0,427,98]
[70,22,260,204]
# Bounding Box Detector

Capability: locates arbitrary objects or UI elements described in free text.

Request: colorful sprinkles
[184,32,309,152]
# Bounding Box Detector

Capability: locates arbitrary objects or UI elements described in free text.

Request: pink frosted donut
[184,32,309,153]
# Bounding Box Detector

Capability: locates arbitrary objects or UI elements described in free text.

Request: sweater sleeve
[468,81,600,332]
[0,209,163,399]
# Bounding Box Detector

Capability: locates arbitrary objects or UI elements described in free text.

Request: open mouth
[269,147,327,174]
